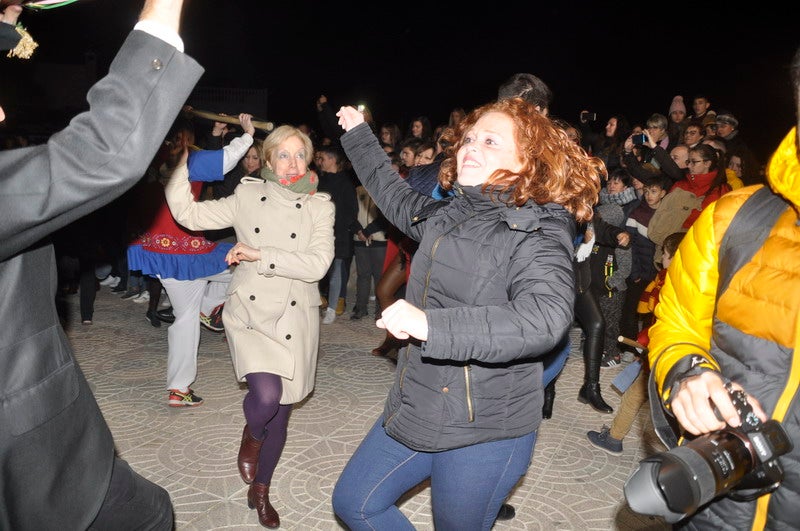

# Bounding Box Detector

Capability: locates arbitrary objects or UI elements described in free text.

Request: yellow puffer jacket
[648,128,800,530]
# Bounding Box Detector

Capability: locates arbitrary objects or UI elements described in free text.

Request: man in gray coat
[0,0,203,528]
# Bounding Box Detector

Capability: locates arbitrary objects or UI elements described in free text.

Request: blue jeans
[327,258,345,310]
[332,417,537,531]
[543,338,571,387]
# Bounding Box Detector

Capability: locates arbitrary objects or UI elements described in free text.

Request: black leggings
[573,290,605,385]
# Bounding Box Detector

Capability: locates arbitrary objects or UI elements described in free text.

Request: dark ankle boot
[238,424,264,484]
[578,382,613,413]
[248,482,280,528]
[542,381,556,419]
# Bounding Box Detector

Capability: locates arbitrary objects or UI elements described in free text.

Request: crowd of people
[2,0,799,529]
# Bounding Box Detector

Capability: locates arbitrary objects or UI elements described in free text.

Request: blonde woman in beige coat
[165,125,334,529]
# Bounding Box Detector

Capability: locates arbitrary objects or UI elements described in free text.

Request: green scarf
[260,167,318,195]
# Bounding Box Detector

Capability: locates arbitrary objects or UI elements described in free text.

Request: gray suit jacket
[0,30,203,529]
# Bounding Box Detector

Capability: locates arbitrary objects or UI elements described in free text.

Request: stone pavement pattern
[63,286,671,530]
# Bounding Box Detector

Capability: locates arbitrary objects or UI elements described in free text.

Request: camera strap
[649,185,789,449]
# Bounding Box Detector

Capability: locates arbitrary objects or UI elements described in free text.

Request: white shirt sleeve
[133,20,184,52]
[222,134,254,174]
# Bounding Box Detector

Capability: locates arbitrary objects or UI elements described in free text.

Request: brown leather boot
[248,482,280,528]
[238,424,263,484]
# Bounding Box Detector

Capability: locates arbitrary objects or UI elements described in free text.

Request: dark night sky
[4,0,799,161]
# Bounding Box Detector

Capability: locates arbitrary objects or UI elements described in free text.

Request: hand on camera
[670,371,767,436]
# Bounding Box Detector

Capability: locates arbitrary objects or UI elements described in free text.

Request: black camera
[624,388,793,523]
[632,133,647,145]
[580,111,597,122]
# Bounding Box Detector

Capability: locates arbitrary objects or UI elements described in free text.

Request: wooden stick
[185,108,274,132]
[618,335,648,354]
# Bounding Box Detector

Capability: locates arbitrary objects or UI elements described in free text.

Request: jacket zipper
[464,365,474,422]
[395,210,480,423]
[395,233,444,396]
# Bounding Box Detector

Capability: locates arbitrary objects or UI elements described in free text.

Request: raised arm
[0,0,202,262]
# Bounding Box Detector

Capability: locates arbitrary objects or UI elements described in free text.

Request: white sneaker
[99,275,120,287]
[322,307,336,325]
[132,291,150,303]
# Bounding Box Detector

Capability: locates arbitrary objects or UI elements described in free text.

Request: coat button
[255,227,260,233]
[285,334,292,340]
[295,203,301,209]
[442,387,449,393]
[269,263,275,269]
[151,58,163,70]
[249,295,256,301]
[290,300,296,306]
[261,196,267,201]
[290,233,296,238]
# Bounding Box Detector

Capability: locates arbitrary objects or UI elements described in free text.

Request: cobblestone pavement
[63,284,670,530]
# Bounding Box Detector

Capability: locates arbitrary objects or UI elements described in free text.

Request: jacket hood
[462,183,573,232]
[766,127,800,210]
[411,182,571,233]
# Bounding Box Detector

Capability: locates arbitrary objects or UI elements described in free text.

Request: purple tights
[243,372,291,485]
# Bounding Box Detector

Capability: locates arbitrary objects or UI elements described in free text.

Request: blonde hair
[261,125,314,168]
[245,139,265,169]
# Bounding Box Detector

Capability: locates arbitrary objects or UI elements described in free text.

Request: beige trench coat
[165,168,335,403]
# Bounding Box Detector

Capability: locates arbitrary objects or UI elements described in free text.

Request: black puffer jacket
[341,123,576,451]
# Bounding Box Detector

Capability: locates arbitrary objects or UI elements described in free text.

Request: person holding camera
[579,110,630,172]
[0,0,202,529]
[644,46,800,530]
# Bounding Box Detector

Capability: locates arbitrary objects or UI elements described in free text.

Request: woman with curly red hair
[332,98,603,530]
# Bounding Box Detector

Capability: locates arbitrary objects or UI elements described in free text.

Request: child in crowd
[599,167,639,218]
[586,231,686,454]
[592,168,633,368]
[619,175,670,361]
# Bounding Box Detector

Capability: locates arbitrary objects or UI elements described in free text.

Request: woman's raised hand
[239,113,255,137]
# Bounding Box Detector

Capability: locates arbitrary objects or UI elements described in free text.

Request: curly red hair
[438,98,603,223]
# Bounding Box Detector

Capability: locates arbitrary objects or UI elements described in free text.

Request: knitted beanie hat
[669,95,686,116]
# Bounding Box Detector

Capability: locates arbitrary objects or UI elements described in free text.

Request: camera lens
[624,459,688,523]
[626,385,793,524]
[624,430,756,523]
